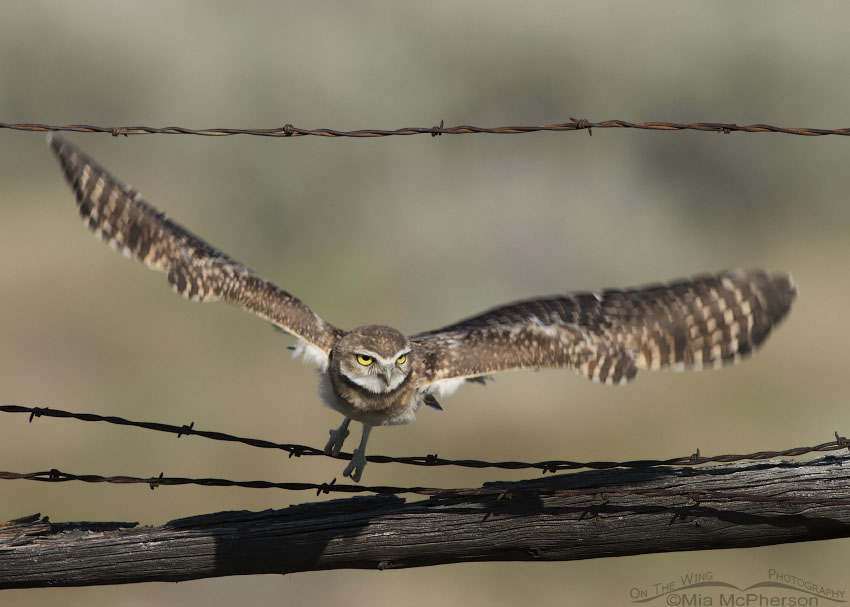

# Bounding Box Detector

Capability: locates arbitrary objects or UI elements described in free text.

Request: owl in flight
[47,134,796,481]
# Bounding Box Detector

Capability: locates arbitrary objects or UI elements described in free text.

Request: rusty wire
[3,404,849,474]
[2,467,850,508]
[2,119,850,138]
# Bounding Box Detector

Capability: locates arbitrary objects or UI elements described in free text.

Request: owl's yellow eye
[396,354,407,365]
[356,354,374,366]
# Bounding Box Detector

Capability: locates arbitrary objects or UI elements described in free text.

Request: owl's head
[332,325,412,394]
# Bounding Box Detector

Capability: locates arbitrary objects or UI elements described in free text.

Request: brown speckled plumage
[47,134,797,481]
[411,270,796,386]
[47,133,341,354]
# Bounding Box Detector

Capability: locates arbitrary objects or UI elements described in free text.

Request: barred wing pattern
[47,134,341,354]
[412,271,796,386]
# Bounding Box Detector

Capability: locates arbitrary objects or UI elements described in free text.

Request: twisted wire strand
[3,119,849,138]
[3,404,847,474]
[2,467,849,506]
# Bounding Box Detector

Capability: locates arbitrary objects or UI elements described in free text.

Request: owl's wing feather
[47,133,342,355]
[411,271,796,387]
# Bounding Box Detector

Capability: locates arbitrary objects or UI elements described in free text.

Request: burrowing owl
[47,134,796,481]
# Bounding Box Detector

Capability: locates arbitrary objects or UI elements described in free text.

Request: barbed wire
[2,467,849,507]
[2,119,850,139]
[3,404,849,474]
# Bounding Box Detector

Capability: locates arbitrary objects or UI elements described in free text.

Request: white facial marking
[341,369,387,393]
[385,367,407,391]
[343,348,409,394]
[341,364,407,394]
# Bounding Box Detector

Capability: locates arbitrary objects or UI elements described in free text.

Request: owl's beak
[381,368,393,387]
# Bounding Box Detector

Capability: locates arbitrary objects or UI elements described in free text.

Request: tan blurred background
[1,1,849,605]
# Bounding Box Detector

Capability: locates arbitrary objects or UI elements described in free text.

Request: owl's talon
[324,429,348,456]
[339,423,373,483]
[343,448,366,482]
[324,418,351,457]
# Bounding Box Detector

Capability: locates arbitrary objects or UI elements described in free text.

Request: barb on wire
[2,119,849,138]
[3,404,848,474]
[2,467,849,507]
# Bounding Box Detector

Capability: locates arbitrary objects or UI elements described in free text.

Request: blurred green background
[1,1,849,605]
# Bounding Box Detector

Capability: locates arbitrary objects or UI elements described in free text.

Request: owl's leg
[324,417,351,457]
[342,423,372,482]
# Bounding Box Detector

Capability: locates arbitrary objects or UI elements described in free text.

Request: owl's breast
[321,370,420,426]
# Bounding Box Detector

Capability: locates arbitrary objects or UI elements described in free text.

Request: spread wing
[47,133,342,356]
[411,271,796,387]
